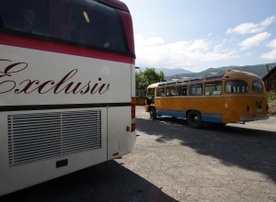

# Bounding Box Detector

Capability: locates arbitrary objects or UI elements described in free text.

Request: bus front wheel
[149,107,156,119]
[187,111,203,128]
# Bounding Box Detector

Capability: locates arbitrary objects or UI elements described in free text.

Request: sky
[122,0,276,72]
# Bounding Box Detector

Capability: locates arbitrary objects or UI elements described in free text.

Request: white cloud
[239,32,271,50]
[261,39,276,60]
[135,35,165,46]
[202,46,238,61]
[261,49,276,60]
[266,39,276,49]
[226,16,275,35]
[135,35,239,70]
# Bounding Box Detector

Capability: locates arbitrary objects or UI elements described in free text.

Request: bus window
[177,85,183,95]
[225,80,248,93]
[157,87,165,97]
[145,88,155,105]
[166,86,176,96]
[0,0,49,35]
[252,80,263,93]
[147,88,155,98]
[205,82,222,95]
[177,85,188,96]
[68,1,127,51]
[0,0,128,53]
[183,87,188,95]
[190,85,202,96]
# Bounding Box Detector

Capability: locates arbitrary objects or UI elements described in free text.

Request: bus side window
[205,82,222,95]
[183,87,187,95]
[177,86,183,96]
[165,86,176,96]
[190,85,202,96]
[225,80,248,93]
[177,85,187,96]
[157,87,165,97]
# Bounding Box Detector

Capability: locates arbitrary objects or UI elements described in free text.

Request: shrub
[267,91,276,116]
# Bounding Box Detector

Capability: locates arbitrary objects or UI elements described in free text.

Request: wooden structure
[263,66,276,92]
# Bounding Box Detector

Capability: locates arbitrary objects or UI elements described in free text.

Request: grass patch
[267,91,276,116]
[267,91,276,102]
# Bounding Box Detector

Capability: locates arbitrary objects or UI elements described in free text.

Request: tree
[136,68,165,95]
[136,70,146,96]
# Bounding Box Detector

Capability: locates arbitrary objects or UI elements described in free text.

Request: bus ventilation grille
[8,110,101,167]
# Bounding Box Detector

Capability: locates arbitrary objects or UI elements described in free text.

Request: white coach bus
[0,0,136,196]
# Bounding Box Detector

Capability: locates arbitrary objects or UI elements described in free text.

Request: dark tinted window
[0,0,128,52]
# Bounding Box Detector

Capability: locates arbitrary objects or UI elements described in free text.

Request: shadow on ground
[136,117,276,182]
[0,160,177,202]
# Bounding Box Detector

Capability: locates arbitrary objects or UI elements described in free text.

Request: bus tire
[187,111,203,128]
[149,107,156,119]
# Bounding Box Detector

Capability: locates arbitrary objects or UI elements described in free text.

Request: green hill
[165,63,276,81]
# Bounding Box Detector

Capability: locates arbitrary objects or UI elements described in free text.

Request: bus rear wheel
[149,107,156,119]
[187,111,203,128]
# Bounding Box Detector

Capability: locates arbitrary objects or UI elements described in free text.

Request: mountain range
[136,67,192,76]
[159,63,276,80]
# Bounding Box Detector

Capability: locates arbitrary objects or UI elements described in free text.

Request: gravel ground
[115,106,276,201]
[1,106,275,202]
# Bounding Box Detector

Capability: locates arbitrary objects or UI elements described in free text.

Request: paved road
[1,106,276,201]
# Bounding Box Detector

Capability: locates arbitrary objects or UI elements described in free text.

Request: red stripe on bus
[0,33,135,64]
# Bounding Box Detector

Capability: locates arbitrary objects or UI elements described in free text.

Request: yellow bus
[145,70,269,128]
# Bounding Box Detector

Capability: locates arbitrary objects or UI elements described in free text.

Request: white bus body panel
[107,107,136,160]
[0,45,135,196]
[0,108,107,196]
[0,45,131,104]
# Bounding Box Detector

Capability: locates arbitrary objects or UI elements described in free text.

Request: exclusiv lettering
[0,59,110,95]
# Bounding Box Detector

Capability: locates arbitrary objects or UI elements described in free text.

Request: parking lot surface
[1,106,276,201]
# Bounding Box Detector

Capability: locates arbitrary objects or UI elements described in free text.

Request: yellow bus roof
[147,70,262,89]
